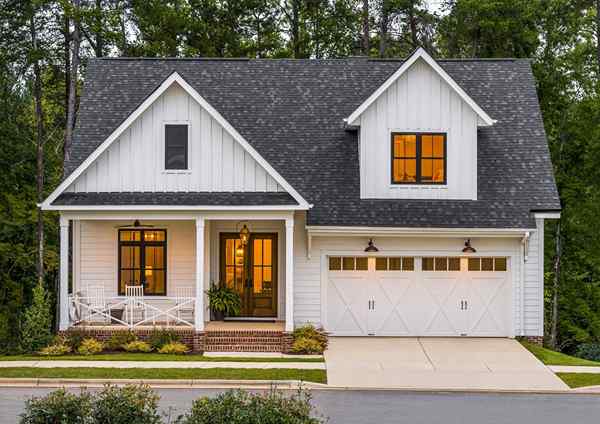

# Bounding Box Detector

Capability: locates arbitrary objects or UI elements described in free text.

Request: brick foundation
[203,329,285,352]
[63,327,206,353]
[518,336,543,346]
[281,332,294,354]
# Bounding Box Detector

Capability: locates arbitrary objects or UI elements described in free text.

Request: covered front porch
[58,211,297,335]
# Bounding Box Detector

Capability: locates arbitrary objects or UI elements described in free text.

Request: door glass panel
[402,257,414,271]
[435,257,448,271]
[389,257,402,270]
[375,257,388,271]
[494,257,507,271]
[253,267,262,293]
[144,230,165,241]
[342,257,355,270]
[448,257,460,271]
[481,257,494,271]
[329,257,341,271]
[355,257,368,270]
[264,239,272,265]
[468,258,481,271]
[120,230,140,241]
[226,239,234,265]
[422,257,434,271]
[254,239,263,265]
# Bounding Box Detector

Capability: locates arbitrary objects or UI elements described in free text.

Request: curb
[1,378,600,394]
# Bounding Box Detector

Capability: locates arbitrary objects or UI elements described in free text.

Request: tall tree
[361,0,370,54]
[64,0,81,167]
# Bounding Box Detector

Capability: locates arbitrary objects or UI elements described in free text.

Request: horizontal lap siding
[522,219,544,336]
[67,84,283,193]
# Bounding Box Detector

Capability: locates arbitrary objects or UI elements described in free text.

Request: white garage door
[326,256,511,337]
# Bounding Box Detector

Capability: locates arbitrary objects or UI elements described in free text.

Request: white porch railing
[69,295,196,328]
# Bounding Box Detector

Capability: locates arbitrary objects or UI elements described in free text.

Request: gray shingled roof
[54,192,297,206]
[62,57,560,228]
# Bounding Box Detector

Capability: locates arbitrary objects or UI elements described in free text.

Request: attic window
[391,133,446,184]
[165,124,189,170]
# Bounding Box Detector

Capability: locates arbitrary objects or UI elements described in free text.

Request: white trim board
[306,225,533,238]
[44,204,308,212]
[345,47,496,127]
[41,72,311,210]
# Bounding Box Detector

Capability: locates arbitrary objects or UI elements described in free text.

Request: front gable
[42,73,309,209]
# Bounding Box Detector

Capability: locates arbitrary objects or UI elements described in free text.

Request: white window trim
[162,120,192,174]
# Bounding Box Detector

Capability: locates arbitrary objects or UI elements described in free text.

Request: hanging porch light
[462,239,477,254]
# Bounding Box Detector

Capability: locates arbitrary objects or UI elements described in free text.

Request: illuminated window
[118,229,166,295]
[392,133,446,184]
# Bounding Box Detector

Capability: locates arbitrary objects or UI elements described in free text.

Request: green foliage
[576,343,600,362]
[65,330,88,351]
[157,341,189,354]
[178,388,323,424]
[206,284,242,317]
[38,336,72,356]
[107,331,138,351]
[91,385,162,424]
[291,325,328,354]
[20,285,53,353]
[19,388,93,424]
[77,338,104,356]
[122,340,153,353]
[148,328,181,350]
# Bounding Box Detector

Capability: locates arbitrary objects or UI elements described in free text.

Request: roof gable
[345,48,496,127]
[42,72,310,209]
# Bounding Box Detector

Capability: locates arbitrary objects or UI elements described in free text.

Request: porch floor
[205,321,285,332]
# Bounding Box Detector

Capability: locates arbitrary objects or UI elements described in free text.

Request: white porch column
[285,216,294,332]
[195,216,205,331]
[59,216,69,331]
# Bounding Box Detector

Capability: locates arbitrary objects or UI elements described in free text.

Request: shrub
[107,331,138,351]
[158,341,189,354]
[65,330,88,351]
[290,337,324,355]
[148,328,181,350]
[19,388,92,424]
[178,388,323,424]
[122,340,153,353]
[205,283,242,317]
[20,284,53,353]
[91,385,162,424]
[39,339,72,356]
[77,338,104,355]
[576,343,600,362]
[291,324,328,354]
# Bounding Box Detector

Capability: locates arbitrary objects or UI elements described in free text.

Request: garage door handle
[465,300,468,310]
[460,300,464,310]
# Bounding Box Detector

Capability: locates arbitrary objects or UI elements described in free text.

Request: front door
[220,233,277,318]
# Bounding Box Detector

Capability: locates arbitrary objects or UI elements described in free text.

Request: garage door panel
[422,275,466,336]
[468,274,510,336]
[327,274,369,335]
[369,275,413,335]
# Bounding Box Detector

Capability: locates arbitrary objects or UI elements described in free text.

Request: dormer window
[165,123,189,170]
[391,133,446,184]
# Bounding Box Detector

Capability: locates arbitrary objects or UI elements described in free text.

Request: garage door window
[468,257,507,271]
[329,256,368,271]
[375,257,415,271]
[422,257,460,271]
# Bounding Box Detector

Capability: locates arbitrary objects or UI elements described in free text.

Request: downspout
[520,231,530,336]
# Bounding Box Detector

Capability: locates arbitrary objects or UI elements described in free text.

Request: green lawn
[521,341,600,366]
[557,373,600,388]
[0,353,323,363]
[0,367,327,384]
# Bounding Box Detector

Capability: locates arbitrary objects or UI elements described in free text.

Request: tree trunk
[379,1,388,58]
[549,220,561,349]
[408,4,418,49]
[94,0,104,57]
[31,10,45,288]
[362,0,369,55]
[596,0,600,76]
[64,11,70,147]
[64,0,81,168]
[291,0,300,58]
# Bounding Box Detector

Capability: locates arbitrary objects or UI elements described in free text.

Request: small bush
[122,340,153,353]
[291,324,328,354]
[576,343,600,362]
[178,388,324,424]
[291,337,324,355]
[19,388,92,424]
[77,338,104,355]
[38,340,72,356]
[107,331,138,351]
[91,385,162,424]
[20,284,53,353]
[148,328,181,350]
[65,329,88,351]
[158,341,189,354]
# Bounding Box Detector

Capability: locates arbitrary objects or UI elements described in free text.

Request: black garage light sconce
[462,239,476,253]
[364,238,379,253]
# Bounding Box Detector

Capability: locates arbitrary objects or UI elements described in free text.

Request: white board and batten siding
[67,83,284,193]
[358,58,478,200]
[291,212,545,338]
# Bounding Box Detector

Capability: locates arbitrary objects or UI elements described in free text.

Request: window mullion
[416,134,422,184]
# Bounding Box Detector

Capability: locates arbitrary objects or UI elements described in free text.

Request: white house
[41,48,560,352]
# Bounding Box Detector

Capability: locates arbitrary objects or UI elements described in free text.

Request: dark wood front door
[220,233,277,318]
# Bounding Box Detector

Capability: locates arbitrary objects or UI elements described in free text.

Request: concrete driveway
[324,337,568,391]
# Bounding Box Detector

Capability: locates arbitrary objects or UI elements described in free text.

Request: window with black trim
[118,229,167,295]
[391,133,446,184]
[165,124,188,170]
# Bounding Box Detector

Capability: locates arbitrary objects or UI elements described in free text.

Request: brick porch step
[203,330,284,353]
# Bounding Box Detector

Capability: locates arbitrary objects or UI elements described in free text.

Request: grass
[0,367,327,384]
[0,353,323,363]
[521,341,600,366]
[557,373,600,388]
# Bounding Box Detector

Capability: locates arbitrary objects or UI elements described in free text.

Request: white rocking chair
[85,285,111,323]
[173,286,195,325]
[125,285,148,325]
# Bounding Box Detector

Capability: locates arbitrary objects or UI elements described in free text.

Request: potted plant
[206,283,241,321]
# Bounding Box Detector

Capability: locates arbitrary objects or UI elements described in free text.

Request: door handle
[368,300,371,310]
[460,300,464,310]
[372,300,375,310]
[465,300,468,310]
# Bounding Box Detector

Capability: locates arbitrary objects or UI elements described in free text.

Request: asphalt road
[1,387,599,424]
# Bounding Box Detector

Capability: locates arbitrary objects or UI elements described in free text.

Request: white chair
[85,285,111,323]
[125,285,147,325]
[173,286,195,325]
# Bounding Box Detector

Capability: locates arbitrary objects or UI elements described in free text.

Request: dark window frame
[118,229,167,296]
[164,123,189,171]
[390,132,447,185]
